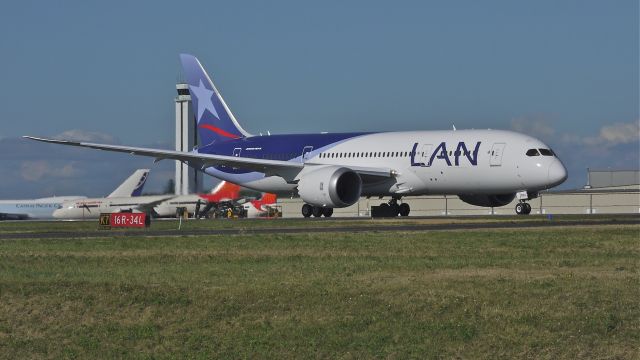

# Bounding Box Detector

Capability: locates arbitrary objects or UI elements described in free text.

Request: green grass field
[0,222,638,359]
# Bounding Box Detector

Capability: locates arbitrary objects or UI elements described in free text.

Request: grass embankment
[0,226,638,358]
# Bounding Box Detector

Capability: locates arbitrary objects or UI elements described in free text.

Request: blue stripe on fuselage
[198,132,372,176]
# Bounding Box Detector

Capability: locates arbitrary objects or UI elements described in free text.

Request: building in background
[584,169,640,190]
[175,83,203,195]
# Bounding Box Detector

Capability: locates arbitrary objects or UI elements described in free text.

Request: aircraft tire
[523,203,532,215]
[515,203,524,215]
[312,206,323,217]
[302,204,313,218]
[323,207,334,217]
[399,203,410,216]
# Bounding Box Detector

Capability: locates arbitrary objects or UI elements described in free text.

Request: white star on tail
[189,79,219,121]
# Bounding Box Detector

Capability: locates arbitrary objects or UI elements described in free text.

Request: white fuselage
[153,195,207,217]
[53,195,170,219]
[0,196,87,219]
[205,130,567,198]
[52,195,210,219]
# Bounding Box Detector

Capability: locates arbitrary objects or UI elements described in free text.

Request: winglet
[23,136,81,146]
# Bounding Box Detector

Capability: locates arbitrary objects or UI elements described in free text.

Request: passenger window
[539,149,553,156]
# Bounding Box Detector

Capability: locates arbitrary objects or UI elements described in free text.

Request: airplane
[53,193,172,219]
[53,177,277,219]
[0,169,149,220]
[26,54,567,217]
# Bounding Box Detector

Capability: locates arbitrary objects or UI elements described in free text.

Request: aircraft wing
[24,136,303,177]
[24,136,395,181]
[134,196,176,214]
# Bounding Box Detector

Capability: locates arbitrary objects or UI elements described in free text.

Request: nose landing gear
[515,191,537,215]
[515,202,531,215]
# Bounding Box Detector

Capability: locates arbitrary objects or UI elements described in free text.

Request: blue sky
[0,0,638,197]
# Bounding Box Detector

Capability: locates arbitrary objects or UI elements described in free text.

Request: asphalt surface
[0,217,638,239]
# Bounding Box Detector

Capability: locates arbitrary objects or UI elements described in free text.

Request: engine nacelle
[297,166,362,208]
[458,193,516,207]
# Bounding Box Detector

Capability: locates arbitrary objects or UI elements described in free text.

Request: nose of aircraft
[548,159,568,187]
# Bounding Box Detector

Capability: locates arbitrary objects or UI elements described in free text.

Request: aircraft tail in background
[107,169,150,198]
[254,193,277,208]
[179,54,251,146]
[199,181,241,203]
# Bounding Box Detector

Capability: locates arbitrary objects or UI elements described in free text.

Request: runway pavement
[0,216,638,240]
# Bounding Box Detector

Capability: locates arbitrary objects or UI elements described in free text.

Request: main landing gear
[515,202,531,215]
[301,204,333,218]
[379,198,410,217]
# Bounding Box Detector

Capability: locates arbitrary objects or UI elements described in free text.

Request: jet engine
[297,166,362,208]
[458,193,516,207]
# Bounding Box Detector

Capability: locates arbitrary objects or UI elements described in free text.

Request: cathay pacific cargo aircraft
[0,169,149,220]
[26,54,567,217]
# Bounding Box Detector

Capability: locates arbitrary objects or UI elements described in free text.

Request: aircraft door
[302,146,313,162]
[490,143,506,166]
[232,148,242,157]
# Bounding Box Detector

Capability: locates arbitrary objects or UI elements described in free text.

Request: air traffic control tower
[175,83,203,195]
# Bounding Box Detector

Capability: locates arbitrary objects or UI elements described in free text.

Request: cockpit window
[539,148,553,156]
[526,149,540,156]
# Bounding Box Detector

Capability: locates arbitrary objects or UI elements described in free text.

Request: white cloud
[54,129,119,144]
[510,117,555,138]
[582,119,639,147]
[20,161,48,181]
[20,160,81,182]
